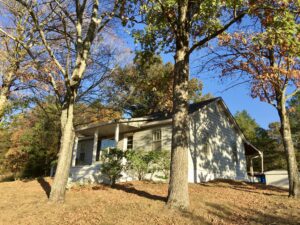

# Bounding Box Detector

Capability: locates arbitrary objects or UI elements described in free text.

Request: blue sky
[189,50,279,129]
[199,77,279,129]
[119,27,279,129]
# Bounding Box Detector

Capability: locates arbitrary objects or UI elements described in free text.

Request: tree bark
[167,1,190,209]
[277,99,299,198]
[0,92,8,120]
[0,71,13,121]
[49,101,75,203]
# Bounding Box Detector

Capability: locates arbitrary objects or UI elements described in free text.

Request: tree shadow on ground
[180,210,211,225]
[37,177,51,198]
[229,186,287,196]
[205,202,300,225]
[200,179,287,196]
[111,183,167,202]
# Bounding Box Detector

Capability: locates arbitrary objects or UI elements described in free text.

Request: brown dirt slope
[0,178,299,225]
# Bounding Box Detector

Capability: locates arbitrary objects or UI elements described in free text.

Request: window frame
[231,141,238,164]
[152,129,162,142]
[152,129,162,151]
[127,136,133,150]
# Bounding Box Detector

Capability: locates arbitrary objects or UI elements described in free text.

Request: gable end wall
[188,102,248,183]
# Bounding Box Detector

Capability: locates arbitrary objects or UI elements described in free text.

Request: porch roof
[76,120,138,137]
[75,116,172,137]
[244,141,261,156]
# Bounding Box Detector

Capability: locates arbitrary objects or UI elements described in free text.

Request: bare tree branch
[16,0,67,76]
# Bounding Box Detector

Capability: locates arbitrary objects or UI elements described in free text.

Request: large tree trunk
[0,73,12,120]
[167,2,190,208]
[277,99,299,198]
[0,92,8,120]
[49,100,75,203]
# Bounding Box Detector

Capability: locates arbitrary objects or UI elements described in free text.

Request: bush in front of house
[151,150,170,180]
[125,150,170,181]
[125,150,150,180]
[100,148,125,186]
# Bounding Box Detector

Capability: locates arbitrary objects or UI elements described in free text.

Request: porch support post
[250,157,254,182]
[115,123,119,144]
[260,152,264,173]
[71,135,79,167]
[92,129,98,163]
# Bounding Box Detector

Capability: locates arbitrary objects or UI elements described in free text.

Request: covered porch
[69,120,141,183]
[244,141,264,182]
[71,120,140,167]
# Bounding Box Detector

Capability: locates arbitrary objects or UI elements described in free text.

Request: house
[69,97,263,184]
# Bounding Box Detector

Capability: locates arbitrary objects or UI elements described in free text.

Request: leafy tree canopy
[109,52,212,117]
[234,109,299,171]
[234,110,259,142]
[130,0,248,54]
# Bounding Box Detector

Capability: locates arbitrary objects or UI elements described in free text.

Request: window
[152,129,162,151]
[96,140,101,161]
[78,152,85,165]
[127,136,133,150]
[204,141,213,160]
[100,139,116,149]
[153,129,161,141]
[76,141,91,165]
[231,141,238,164]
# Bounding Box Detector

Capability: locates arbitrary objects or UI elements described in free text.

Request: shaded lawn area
[0,178,299,225]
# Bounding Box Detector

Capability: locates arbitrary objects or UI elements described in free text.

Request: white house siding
[69,163,102,185]
[132,126,172,151]
[188,102,248,183]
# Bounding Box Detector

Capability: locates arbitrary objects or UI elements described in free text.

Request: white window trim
[123,134,134,151]
[153,129,162,142]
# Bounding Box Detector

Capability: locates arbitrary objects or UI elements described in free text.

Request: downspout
[251,147,264,174]
[259,151,264,174]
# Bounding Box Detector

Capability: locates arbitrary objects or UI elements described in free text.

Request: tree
[0,123,11,174]
[0,1,35,121]
[264,122,289,170]
[217,1,300,197]
[110,53,207,117]
[4,148,28,179]
[289,93,300,154]
[1,97,122,179]
[74,101,121,126]
[234,110,287,171]
[2,98,60,178]
[235,110,259,142]
[130,0,250,209]
[0,0,126,202]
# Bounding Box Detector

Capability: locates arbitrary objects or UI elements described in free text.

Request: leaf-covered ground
[0,178,299,225]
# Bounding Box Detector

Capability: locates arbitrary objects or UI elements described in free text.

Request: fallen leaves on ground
[0,178,299,225]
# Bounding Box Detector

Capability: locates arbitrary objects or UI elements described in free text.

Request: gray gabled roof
[139,97,221,121]
[189,97,221,114]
